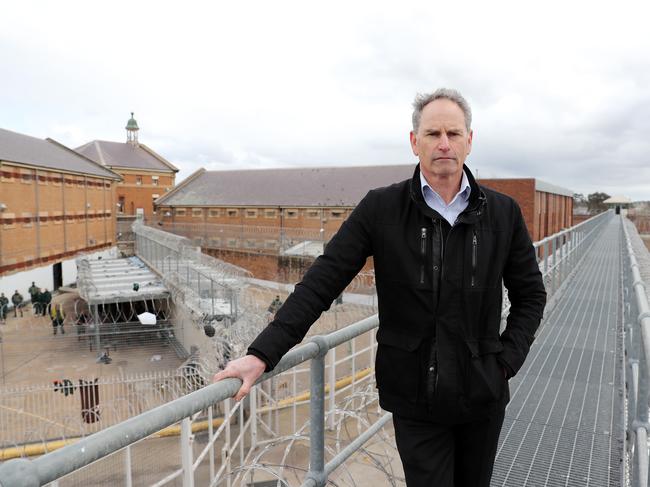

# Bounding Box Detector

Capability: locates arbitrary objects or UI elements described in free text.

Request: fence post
[181,417,194,487]
[208,405,215,482]
[124,445,133,487]
[306,336,328,487]
[250,385,258,450]
[328,346,336,430]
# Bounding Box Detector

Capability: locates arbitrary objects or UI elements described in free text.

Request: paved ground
[0,292,182,387]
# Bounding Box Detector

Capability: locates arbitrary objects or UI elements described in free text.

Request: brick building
[154,165,415,247]
[76,113,178,217]
[477,178,573,241]
[153,166,572,278]
[0,128,121,296]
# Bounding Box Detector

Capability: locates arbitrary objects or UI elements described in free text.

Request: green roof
[125,112,139,131]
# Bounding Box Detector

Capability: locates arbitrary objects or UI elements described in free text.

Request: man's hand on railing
[213,355,267,401]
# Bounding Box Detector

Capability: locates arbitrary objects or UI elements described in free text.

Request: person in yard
[11,290,24,318]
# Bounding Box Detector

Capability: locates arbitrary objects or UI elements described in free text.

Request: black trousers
[393,408,505,487]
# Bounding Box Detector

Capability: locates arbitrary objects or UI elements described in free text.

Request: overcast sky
[1,0,649,200]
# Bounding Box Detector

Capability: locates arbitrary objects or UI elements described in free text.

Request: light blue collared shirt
[420,169,471,226]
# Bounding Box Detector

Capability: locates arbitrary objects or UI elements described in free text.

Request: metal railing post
[551,236,557,295]
[208,405,215,482]
[328,346,336,431]
[306,336,328,487]
[181,417,194,487]
[124,445,133,487]
[251,385,258,450]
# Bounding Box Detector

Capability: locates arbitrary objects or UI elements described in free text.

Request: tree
[587,192,610,214]
[573,193,586,205]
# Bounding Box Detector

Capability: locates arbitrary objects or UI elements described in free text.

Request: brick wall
[0,163,116,276]
[477,178,573,241]
[478,178,536,238]
[115,169,175,217]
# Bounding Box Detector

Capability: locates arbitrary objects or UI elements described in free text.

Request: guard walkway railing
[0,212,614,487]
[622,218,650,487]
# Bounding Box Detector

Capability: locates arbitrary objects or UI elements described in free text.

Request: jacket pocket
[375,328,424,404]
[463,338,505,404]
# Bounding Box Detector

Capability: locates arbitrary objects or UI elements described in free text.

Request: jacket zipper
[420,227,427,284]
[471,230,478,287]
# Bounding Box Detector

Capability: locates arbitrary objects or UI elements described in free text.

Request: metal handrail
[622,217,650,487]
[0,213,616,487]
[0,315,381,487]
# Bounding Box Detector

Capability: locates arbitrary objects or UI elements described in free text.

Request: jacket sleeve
[498,199,546,377]
[248,191,376,371]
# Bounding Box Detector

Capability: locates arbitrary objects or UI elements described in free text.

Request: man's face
[410,98,473,182]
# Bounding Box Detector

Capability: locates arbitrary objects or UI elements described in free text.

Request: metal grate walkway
[492,217,624,486]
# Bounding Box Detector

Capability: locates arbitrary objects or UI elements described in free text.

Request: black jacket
[249,164,546,422]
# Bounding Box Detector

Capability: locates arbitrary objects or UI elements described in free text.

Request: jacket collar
[409,163,486,225]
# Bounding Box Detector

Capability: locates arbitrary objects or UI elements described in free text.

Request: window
[265,240,277,249]
[264,209,277,219]
[118,196,125,213]
[21,172,32,184]
[245,239,257,248]
[175,208,186,216]
[227,209,239,218]
[306,209,320,219]
[330,210,345,219]
[210,237,221,247]
[152,176,159,186]
[52,177,62,186]
[22,213,32,228]
[76,179,85,188]
[192,208,203,217]
[227,238,238,248]
[285,209,299,219]
[245,209,258,218]
[136,176,143,185]
[209,209,221,218]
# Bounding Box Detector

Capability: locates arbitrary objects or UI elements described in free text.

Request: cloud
[1,0,649,200]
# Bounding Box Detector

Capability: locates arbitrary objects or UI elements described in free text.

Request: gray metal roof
[0,128,120,179]
[76,140,178,173]
[76,256,169,305]
[156,165,416,207]
[534,179,573,197]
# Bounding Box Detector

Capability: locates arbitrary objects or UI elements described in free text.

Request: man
[41,288,52,316]
[11,290,24,318]
[214,89,546,486]
[28,282,40,312]
[51,303,65,335]
[0,293,8,322]
[267,295,283,322]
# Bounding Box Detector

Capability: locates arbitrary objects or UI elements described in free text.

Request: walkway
[492,216,623,486]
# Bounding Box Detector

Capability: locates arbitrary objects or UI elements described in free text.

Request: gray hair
[411,88,472,133]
